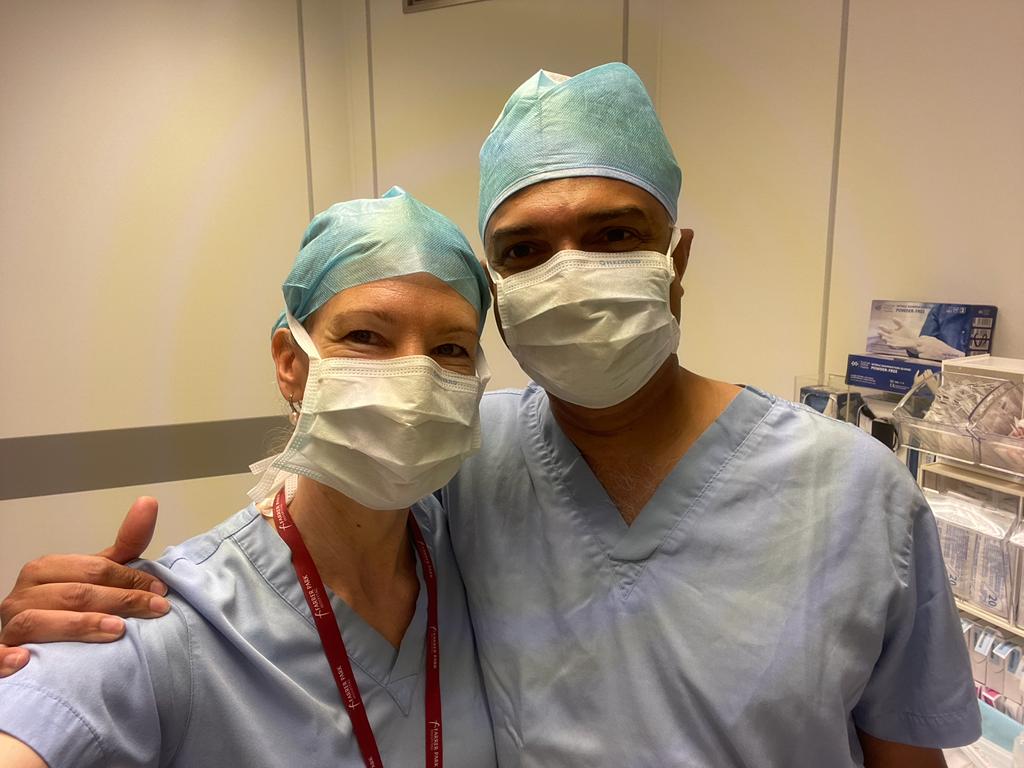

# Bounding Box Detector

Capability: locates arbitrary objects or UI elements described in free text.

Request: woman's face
[273,272,482,401]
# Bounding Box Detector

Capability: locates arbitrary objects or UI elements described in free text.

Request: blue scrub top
[444,384,980,767]
[0,501,496,767]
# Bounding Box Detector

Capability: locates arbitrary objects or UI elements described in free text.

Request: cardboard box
[866,301,998,360]
[845,354,940,394]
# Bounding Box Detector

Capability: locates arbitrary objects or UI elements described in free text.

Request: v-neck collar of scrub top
[524,384,773,567]
[237,503,430,715]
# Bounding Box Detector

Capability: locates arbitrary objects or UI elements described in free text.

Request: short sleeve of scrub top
[0,501,496,767]
[444,384,980,768]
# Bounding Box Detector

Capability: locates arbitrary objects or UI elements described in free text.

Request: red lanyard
[272,489,443,768]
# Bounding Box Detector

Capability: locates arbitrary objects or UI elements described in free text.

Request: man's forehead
[485,177,667,242]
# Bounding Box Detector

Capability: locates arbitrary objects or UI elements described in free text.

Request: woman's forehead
[318,273,480,332]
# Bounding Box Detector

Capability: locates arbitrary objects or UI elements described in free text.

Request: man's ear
[669,229,693,320]
[671,228,694,281]
[271,327,308,402]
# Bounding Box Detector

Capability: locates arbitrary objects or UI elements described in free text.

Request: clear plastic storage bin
[971,383,1024,477]
[894,372,1004,464]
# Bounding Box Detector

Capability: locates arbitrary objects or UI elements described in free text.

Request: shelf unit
[920,458,1024,639]
[957,598,1024,641]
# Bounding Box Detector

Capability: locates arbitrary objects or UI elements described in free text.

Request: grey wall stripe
[0,417,288,501]
[296,0,315,218]
[365,0,380,197]
[816,0,850,384]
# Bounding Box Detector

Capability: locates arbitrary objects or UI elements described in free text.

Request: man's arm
[0,497,169,677]
[858,728,948,767]
[0,733,47,768]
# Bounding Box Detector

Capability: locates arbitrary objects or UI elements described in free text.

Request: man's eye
[604,227,637,243]
[504,243,535,261]
[434,343,468,358]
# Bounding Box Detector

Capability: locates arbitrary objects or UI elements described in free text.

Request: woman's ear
[271,327,308,402]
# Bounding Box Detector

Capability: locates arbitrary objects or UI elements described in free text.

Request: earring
[287,394,302,425]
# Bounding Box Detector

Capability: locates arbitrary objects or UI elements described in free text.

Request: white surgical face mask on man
[489,228,681,409]
[249,311,489,510]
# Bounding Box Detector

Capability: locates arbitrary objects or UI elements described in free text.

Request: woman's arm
[0,733,47,768]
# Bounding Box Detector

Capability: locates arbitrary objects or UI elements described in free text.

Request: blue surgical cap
[478,62,681,236]
[274,186,490,333]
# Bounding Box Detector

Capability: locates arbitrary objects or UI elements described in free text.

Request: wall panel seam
[817,0,851,383]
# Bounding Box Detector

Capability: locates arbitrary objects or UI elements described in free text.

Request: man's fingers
[0,646,29,678]
[2,583,169,626]
[0,610,130,648]
[97,496,159,564]
[13,554,166,595]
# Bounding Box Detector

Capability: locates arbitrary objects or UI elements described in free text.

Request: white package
[925,488,1017,619]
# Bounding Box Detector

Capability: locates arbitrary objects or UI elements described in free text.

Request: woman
[0,187,497,767]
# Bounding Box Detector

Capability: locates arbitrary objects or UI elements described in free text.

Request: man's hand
[858,728,948,767]
[0,497,169,677]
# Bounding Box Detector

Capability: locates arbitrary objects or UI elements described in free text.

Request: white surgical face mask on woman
[489,228,681,409]
[249,311,489,510]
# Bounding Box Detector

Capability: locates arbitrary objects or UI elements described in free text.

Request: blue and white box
[866,300,998,361]
[846,354,941,394]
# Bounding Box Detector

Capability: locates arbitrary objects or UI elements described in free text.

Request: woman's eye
[434,343,469,358]
[344,330,379,345]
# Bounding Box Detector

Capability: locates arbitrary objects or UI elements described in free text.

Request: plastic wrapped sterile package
[971,383,1024,477]
[895,372,1008,464]
[1011,526,1024,633]
[925,488,1017,619]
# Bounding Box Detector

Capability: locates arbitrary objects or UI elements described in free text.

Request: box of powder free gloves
[845,354,940,394]
[866,300,998,360]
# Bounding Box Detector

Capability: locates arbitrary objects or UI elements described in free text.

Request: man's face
[482,176,691,323]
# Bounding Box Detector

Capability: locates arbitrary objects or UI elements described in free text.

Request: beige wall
[368,0,625,389]
[635,0,845,396]
[0,1,312,439]
[824,0,1024,374]
[2,0,1022,596]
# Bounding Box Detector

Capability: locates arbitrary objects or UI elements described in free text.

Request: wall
[0,1,315,596]
[633,0,845,397]
[2,0,1022,596]
[824,0,1024,374]
[0,0,628,595]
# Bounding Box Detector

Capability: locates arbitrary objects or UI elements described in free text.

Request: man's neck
[548,358,741,523]
[276,477,419,647]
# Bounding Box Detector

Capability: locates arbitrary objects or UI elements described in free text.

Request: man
[0,64,979,766]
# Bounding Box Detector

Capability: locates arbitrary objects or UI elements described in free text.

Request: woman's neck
[275,476,420,648]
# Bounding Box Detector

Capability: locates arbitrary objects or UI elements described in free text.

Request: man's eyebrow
[578,206,654,225]
[490,206,655,242]
[489,223,544,242]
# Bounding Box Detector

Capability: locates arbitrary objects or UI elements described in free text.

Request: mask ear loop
[666,226,682,259]
[474,345,492,388]
[285,310,322,360]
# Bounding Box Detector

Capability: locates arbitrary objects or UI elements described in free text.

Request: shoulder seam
[163,601,195,763]
[162,510,262,570]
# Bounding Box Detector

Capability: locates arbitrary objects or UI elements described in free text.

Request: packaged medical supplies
[926,487,1017,619]
[846,300,998,394]
[895,359,1024,475]
[921,461,1024,623]
[866,301,998,360]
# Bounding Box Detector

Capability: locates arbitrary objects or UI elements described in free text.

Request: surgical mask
[489,228,681,409]
[249,311,488,510]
